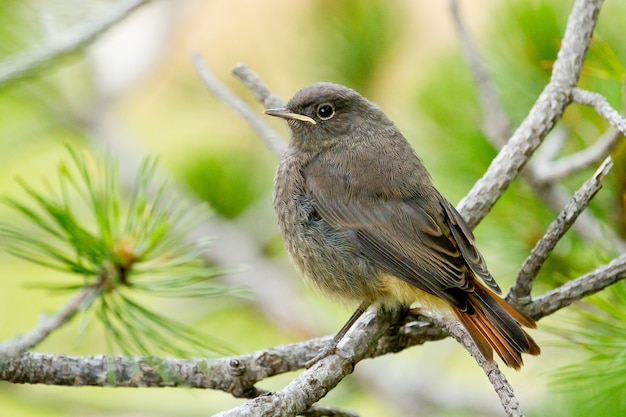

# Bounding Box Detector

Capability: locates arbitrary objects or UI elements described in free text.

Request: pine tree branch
[526,253,626,320]
[0,342,315,392]
[448,0,623,252]
[456,0,603,229]
[0,309,398,416]
[508,156,613,303]
[0,0,153,89]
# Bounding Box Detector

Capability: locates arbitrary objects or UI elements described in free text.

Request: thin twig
[525,173,626,252]
[0,0,153,88]
[533,88,625,183]
[526,253,626,320]
[534,127,621,183]
[231,63,286,111]
[448,0,511,146]
[192,54,287,156]
[427,314,523,417]
[0,286,99,357]
[573,87,626,135]
[508,156,614,303]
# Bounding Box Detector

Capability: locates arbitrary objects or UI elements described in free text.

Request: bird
[265,82,540,369]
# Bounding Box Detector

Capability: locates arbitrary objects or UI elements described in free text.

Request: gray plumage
[268,82,539,369]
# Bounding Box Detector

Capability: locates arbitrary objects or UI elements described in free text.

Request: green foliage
[550,282,626,416]
[485,0,566,123]
[182,147,271,219]
[485,0,625,127]
[310,0,403,93]
[0,147,240,357]
[414,54,494,187]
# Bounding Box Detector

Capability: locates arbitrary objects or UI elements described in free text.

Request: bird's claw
[305,343,352,368]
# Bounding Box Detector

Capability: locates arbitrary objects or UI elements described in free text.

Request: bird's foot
[305,341,350,368]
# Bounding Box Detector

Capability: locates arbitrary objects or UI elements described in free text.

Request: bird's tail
[454,283,540,370]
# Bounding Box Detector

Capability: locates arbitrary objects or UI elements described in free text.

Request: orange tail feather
[454,283,540,370]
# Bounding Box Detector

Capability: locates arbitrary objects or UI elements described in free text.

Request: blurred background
[1,0,625,416]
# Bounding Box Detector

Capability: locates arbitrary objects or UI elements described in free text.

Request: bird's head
[264,82,394,152]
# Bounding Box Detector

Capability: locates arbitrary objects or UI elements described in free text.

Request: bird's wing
[438,198,501,293]
[304,159,500,309]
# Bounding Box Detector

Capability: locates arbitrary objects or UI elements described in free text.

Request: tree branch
[3,251,625,391]
[192,54,287,157]
[456,0,603,228]
[532,88,625,183]
[508,156,614,303]
[0,0,153,89]
[231,63,287,112]
[0,286,99,357]
[526,253,626,320]
[533,127,621,183]
[427,314,523,417]
[212,307,400,417]
[572,87,626,135]
[449,0,623,252]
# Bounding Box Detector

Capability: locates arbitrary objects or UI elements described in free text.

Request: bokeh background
[1,0,625,416]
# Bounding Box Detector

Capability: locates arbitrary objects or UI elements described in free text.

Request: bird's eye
[316,103,335,120]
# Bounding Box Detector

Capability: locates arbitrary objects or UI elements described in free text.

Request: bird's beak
[264,108,317,125]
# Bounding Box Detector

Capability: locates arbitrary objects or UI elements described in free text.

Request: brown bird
[266,82,540,369]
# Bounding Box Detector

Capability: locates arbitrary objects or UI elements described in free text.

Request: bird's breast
[273,154,383,304]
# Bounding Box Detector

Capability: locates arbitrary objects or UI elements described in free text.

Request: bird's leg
[305,301,371,368]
